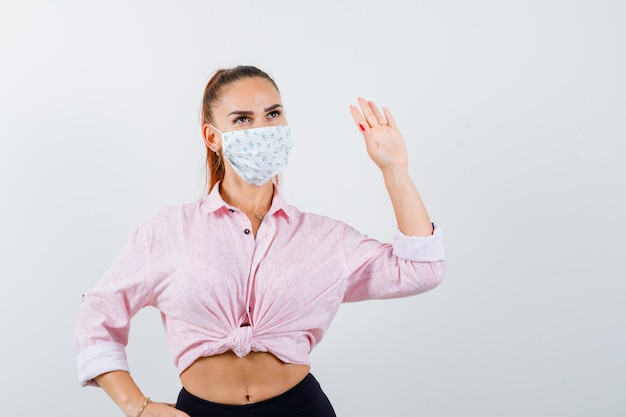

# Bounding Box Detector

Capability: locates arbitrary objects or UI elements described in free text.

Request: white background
[1,1,625,415]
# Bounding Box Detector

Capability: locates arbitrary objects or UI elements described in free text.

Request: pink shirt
[74,185,446,387]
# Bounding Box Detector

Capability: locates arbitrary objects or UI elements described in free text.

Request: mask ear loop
[209,124,223,135]
[208,124,223,154]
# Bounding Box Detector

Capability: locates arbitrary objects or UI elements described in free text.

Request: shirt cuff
[76,342,129,387]
[392,223,445,262]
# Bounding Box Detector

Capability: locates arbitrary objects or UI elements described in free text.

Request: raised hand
[349,97,408,171]
[349,97,433,236]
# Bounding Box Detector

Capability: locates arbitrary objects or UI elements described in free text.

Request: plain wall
[1,0,624,415]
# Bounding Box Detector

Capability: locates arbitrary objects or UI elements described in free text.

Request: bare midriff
[179,351,311,405]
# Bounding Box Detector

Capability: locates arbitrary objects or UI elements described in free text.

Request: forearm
[95,370,147,417]
[382,166,433,237]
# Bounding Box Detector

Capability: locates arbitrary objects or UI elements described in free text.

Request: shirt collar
[201,181,296,222]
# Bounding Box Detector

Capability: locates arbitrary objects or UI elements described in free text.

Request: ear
[202,123,221,152]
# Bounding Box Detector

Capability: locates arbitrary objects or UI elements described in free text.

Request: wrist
[381,164,410,184]
[121,396,149,417]
[133,397,152,417]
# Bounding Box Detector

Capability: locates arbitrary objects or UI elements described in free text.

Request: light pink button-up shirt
[74,185,446,387]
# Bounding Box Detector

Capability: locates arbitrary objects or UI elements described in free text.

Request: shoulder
[288,205,351,235]
[273,189,350,232]
[136,198,209,234]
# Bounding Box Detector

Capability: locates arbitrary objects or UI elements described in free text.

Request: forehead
[218,77,281,112]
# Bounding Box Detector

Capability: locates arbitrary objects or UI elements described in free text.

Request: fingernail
[359,123,366,132]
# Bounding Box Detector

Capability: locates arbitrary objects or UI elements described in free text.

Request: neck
[220,174,274,215]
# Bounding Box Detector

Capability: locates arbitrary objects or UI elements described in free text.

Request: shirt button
[244,229,251,235]
[228,208,235,213]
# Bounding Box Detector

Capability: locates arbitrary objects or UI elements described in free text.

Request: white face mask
[212,125,294,186]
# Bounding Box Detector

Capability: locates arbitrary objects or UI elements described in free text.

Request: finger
[357,97,379,127]
[349,104,368,133]
[383,107,397,129]
[368,100,387,125]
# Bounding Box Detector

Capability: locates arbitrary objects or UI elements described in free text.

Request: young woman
[74,66,446,417]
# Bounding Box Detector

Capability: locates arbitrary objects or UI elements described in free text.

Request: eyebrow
[228,104,283,116]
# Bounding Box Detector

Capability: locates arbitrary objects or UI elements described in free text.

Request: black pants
[175,373,336,417]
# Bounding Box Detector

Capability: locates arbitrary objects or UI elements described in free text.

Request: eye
[233,116,250,124]
[267,110,281,119]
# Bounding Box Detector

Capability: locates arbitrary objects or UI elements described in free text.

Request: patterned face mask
[212,125,294,186]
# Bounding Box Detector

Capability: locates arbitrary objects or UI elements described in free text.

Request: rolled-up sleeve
[73,226,154,387]
[342,223,446,303]
[392,224,445,262]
